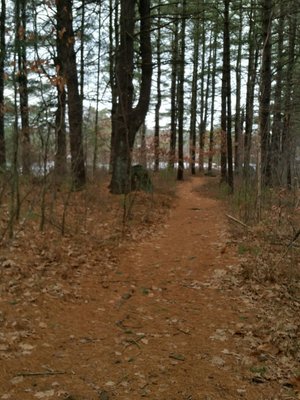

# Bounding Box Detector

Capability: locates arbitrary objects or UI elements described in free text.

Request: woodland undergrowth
[224,178,300,387]
[0,170,174,239]
[0,169,175,288]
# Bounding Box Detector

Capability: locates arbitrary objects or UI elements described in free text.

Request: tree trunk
[200,34,212,173]
[224,0,233,192]
[93,3,102,176]
[234,3,243,174]
[80,0,85,102]
[282,1,296,188]
[109,0,119,172]
[0,0,6,168]
[54,10,67,178]
[139,122,147,168]
[270,2,284,185]
[244,0,258,178]
[169,2,179,170]
[176,0,186,181]
[110,0,152,194]
[208,26,218,173]
[56,0,86,189]
[189,17,200,175]
[198,6,208,173]
[259,0,273,185]
[54,84,67,177]
[16,0,31,175]
[154,2,161,172]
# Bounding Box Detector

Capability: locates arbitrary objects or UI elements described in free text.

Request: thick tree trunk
[110,0,152,194]
[56,0,86,189]
[0,0,6,168]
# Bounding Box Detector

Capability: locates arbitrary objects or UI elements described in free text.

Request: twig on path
[123,337,143,350]
[15,370,66,377]
[226,214,249,228]
[175,327,191,335]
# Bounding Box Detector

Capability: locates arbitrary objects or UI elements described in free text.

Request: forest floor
[0,175,299,400]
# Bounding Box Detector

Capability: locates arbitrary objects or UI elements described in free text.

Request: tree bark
[224,0,233,192]
[54,10,67,178]
[234,4,243,174]
[16,0,31,175]
[200,33,212,174]
[198,5,208,173]
[176,0,186,181]
[189,16,200,175]
[93,3,102,176]
[54,83,67,177]
[270,2,284,185]
[109,0,119,172]
[0,0,6,168]
[258,0,273,185]
[282,1,296,188]
[56,0,86,189]
[110,0,152,194]
[169,2,179,169]
[244,0,258,178]
[154,2,161,172]
[208,25,218,173]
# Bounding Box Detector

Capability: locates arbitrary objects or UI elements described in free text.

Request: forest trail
[0,177,286,399]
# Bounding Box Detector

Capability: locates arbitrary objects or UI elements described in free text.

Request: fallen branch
[287,228,300,249]
[15,370,66,377]
[226,214,249,228]
[274,228,300,269]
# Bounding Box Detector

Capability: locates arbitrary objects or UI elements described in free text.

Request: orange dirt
[0,177,294,399]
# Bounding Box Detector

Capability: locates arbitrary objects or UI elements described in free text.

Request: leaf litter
[0,176,299,399]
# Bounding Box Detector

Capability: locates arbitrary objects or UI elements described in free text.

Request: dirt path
[1,177,283,399]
